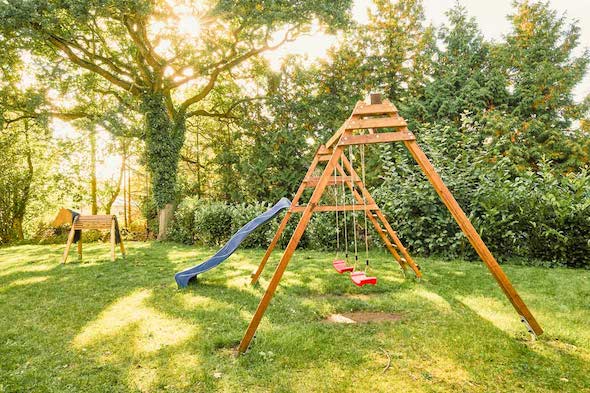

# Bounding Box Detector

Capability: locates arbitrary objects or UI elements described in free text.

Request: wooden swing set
[237,93,543,354]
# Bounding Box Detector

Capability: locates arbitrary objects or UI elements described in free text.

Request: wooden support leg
[251,152,322,284]
[376,211,422,278]
[404,140,543,336]
[251,211,292,284]
[110,219,116,261]
[62,226,76,264]
[238,146,344,354]
[77,237,83,261]
[119,237,126,259]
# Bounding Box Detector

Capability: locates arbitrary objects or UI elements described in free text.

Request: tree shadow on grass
[1,244,589,392]
[229,250,590,392]
[0,241,287,392]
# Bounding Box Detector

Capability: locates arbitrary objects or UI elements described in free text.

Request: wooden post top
[369,92,382,104]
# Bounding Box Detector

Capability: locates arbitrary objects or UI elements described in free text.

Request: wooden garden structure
[52,208,126,263]
[238,93,543,354]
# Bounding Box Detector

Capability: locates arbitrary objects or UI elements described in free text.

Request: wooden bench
[52,208,126,263]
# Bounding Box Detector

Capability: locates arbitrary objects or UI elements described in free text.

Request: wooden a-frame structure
[238,94,542,354]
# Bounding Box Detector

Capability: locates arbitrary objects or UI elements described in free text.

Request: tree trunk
[158,203,174,240]
[90,128,98,215]
[123,163,128,227]
[141,93,185,240]
[13,217,24,240]
[11,126,35,241]
[105,143,126,214]
[127,165,132,225]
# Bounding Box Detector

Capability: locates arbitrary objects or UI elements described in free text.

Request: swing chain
[341,156,349,262]
[361,143,370,269]
[349,145,359,269]
[334,166,339,257]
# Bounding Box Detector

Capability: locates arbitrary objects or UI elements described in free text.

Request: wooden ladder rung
[352,101,398,116]
[345,117,407,130]
[291,204,378,212]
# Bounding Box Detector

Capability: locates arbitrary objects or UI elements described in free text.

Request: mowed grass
[0,242,589,393]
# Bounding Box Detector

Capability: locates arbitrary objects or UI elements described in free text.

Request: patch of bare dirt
[325,312,403,324]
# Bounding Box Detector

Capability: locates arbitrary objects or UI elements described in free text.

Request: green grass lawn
[0,241,589,392]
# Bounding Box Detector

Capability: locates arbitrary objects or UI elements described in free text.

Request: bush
[169,156,590,269]
[230,202,275,248]
[374,155,590,268]
[167,196,200,244]
[193,202,234,246]
[471,163,590,267]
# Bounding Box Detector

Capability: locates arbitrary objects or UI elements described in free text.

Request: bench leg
[119,237,126,259]
[62,226,76,264]
[77,238,83,261]
[110,219,116,261]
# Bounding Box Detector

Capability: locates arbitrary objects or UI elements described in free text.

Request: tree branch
[185,96,266,119]
[41,30,142,95]
[178,28,297,113]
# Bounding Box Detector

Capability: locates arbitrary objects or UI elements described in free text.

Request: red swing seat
[350,271,377,287]
[332,259,354,274]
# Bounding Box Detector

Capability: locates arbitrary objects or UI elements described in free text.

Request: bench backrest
[73,215,115,230]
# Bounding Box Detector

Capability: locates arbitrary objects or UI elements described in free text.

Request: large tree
[0,0,352,237]
[420,5,507,124]
[497,0,589,170]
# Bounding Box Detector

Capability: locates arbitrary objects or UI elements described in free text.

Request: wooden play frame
[52,208,126,263]
[237,94,543,354]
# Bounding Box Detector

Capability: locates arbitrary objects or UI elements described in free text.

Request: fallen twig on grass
[380,348,391,373]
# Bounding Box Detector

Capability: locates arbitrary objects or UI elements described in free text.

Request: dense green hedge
[168,164,590,268]
[374,160,590,268]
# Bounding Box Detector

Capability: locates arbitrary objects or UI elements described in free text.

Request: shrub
[169,156,590,269]
[471,163,590,267]
[374,155,590,268]
[230,202,275,248]
[193,202,234,246]
[167,196,200,244]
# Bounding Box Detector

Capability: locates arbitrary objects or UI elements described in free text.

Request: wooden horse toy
[51,208,126,263]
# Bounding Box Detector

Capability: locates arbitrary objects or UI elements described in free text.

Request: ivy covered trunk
[141,94,186,240]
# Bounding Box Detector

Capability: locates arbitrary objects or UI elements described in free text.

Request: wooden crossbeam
[338,131,415,146]
[73,215,115,229]
[352,101,398,116]
[304,175,359,187]
[345,117,407,130]
[290,204,378,212]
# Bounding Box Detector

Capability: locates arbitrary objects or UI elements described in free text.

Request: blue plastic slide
[174,197,291,288]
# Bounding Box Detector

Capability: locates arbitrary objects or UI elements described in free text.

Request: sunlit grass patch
[413,287,453,314]
[0,263,54,277]
[457,294,521,334]
[73,289,195,354]
[3,275,49,289]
